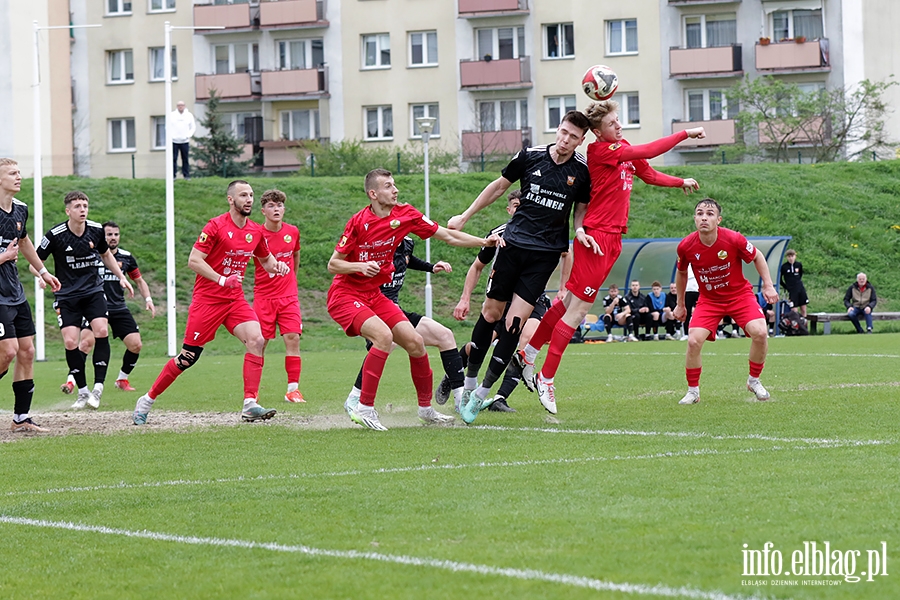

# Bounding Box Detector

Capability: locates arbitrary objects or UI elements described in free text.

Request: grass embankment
[17,161,900,358]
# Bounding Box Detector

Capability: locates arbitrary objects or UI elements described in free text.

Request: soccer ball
[581,65,618,101]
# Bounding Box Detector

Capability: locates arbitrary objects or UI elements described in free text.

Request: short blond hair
[261,189,286,204]
[0,158,18,168]
[584,100,620,130]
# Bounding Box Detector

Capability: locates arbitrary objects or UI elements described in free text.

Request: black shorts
[494,294,552,335]
[56,293,108,329]
[108,307,140,340]
[485,244,560,306]
[0,302,36,341]
[402,309,424,329]
[786,285,808,307]
[53,300,89,330]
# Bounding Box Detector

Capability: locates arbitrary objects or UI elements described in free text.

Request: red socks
[686,367,702,387]
[409,354,433,407]
[285,355,301,384]
[243,353,264,399]
[528,298,567,351]
[149,358,182,399]
[360,347,390,406]
[749,360,764,378]
[540,320,576,380]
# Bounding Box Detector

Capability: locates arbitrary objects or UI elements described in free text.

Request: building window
[152,116,166,149]
[607,19,637,55]
[364,106,393,140]
[362,34,391,69]
[614,93,640,127]
[544,23,574,59]
[109,118,136,152]
[476,26,525,60]
[771,9,823,41]
[149,47,177,81]
[149,0,175,12]
[545,96,576,131]
[478,99,527,132]
[107,0,132,15]
[775,83,823,117]
[108,50,134,84]
[409,31,438,67]
[684,14,737,49]
[213,43,259,74]
[278,39,324,70]
[687,90,733,121]
[280,110,319,141]
[227,112,261,141]
[410,104,440,138]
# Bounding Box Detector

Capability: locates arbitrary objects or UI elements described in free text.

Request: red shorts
[327,285,407,337]
[254,295,303,339]
[690,293,766,341]
[183,299,259,346]
[566,230,623,302]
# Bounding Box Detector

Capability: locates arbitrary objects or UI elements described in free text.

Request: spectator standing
[780,249,808,317]
[844,273,877,334]
[170,101,196,179]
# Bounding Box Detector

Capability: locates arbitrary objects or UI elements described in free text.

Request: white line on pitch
[567,351,900,358]
[2,442,869,499]
[0,515,765,600]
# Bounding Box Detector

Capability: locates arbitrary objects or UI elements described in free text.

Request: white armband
[218,275,226,286]
[38,267,49,275]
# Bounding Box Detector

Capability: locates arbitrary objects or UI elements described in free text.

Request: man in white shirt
[170,101,196,179]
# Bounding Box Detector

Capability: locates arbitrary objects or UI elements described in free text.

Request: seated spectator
[663,282,680,339]
[716,316,742,339]
[844,272,877,333]
[644,281,668,340]
[756,291,776,336]
[602,284,631,341]
[622,280,648,342]
[780,249,809,317]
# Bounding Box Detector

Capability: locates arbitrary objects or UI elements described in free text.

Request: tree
[191,89,254,177]
[728,76,896,163]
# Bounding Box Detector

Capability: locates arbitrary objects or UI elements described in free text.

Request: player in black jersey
[343,236,463,417]
[36,191,134,410]
[57,222,156,395]
[0,158,62,433]
[447,110,592,424]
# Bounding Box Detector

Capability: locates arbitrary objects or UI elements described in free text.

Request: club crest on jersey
[199,232,208,243]
[339,235,348,247]
[284,234,292,244]
[89,241,94,249]
[745,241,755,253]
[609,142,621,151]
[15,222,21,231]
[390,219,401,229]
[245,233,253,243]
[567,176,575,186]
[717,250,728,260]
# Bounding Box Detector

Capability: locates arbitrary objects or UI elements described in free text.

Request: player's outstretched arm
[618,128,705,162]
[133,275,156,317]
[101,249,134,297]
[17,235,61,291]
[447,176,513,230]
[753,252,778,304]
[327,250,380,278]
[454,258,487,320]
[432,226,498,248]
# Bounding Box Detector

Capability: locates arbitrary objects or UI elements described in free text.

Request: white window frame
[362,33,391,69]
[106,0,132,16]
[408,31,438,67]
[148,0,175,13]
[149,46,177,82]
[615,92,640,128]
[607,19,638,55]
[683,13,737,49]
[277,38,324,70]
[475,26,526,60]
[544,95,576,132]
[280,109,319,141]
[686,89,730,122]
[109,118,136,152]
[544,23,574,59]
[107,49,134,84]
[478,99,528,132]
[364,105,393,140]
[212,43,259,75]
[410,104,440,139]
[770,9,823,41]
[151,116,166,150]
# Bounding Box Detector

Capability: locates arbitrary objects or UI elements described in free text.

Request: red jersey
[676,227,757,302]
[331,203,439,291]
[584,132,687,234]
[192,212,270,303]
[253,222,300,299]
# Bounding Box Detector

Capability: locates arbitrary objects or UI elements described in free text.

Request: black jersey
[475,222,507,266]
[780,261,804,290]
[664,292,678,311]
[500,144,590,253]
[102,248,140,310]
[622,290,645,314]
[37,220,109,300]
[0,199,29,306]
[379,237,432,305]
[603,293,624,315]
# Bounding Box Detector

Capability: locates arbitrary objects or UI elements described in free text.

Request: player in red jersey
[327,168,498,431]
[133,180,290,425]
[518,99,705,413]
[252,189,305,404]
[673,198,779,404]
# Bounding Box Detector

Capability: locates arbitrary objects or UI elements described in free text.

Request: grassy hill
[17,160,900,358]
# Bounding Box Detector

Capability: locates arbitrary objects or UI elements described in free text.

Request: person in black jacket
[844,273,877,333]
[780,249,808,317]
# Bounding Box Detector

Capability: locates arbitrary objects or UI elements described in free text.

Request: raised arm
[431,226,497,249]
[617,128,705,162]
[447,176,513,230]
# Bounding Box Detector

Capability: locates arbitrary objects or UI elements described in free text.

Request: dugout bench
[807,312,900,334]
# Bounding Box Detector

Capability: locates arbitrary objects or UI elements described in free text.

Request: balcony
[669,45,741,78]
[260,140,303,169]
[195,73,259,101]
[259,0,327,29]
[193,2,254,31]
[461,128,532,159]
[261,67,327,97]
[672,119,735,147]
[460,56,531,90]
[756,39,830,72]
[758,117,827,145]
[668,0,741,5]
[458,0,528,18]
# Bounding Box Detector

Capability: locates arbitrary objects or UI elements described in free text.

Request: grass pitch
[1,333,898,599]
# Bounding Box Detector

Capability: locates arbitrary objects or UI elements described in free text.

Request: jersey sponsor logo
[198,232,208,243]
[609,142,621,150]
[245,233,253,243]
[745,241,755,254]
[567,176,575,186]
[283,234,292,244]
[390,219,400,229]
[339,235,348,247]
[65,246,73,251]
[717,250,728,260]
[15,222,21,231]
[532,169,542,177]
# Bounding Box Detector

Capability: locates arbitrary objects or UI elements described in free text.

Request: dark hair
[64,191,89,205]
[507,189,522,202]
[651,280,662,288]
[694,198,722,215]
[261,189,286,204]
[102,221,119,230]
[226,180,250,198]
[365,168,392,193]
[560,110,590,133]
[785,249,796,257]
